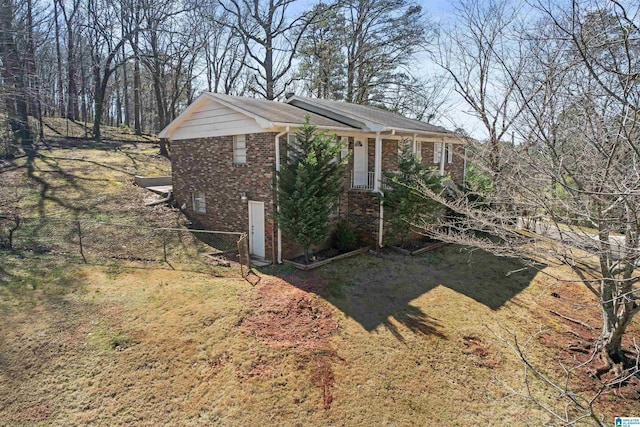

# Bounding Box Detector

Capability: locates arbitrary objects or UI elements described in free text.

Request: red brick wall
[447,144,466,183]
[170,132,277,261]
[171,132,465,259]
[419,141,465,183]
[345,190,380,245]
[382,139,399,172]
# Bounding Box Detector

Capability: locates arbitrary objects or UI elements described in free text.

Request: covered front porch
[343,133,457,191]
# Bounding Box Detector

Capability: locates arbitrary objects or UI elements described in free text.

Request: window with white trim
[285,132,299,164]
[329,135,342,164]
[233,134,247,164]
[433,142,453,164]
[339,136,349,162]
[192,191,206,214]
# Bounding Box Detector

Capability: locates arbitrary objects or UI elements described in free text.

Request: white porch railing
[350,171,398,191]
[351,171,376,190]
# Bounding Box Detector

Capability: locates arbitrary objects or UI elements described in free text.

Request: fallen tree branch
[549,310,594,331]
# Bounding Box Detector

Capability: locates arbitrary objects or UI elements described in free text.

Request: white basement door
[248,201,265,258]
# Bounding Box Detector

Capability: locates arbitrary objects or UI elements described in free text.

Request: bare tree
[431,0,530,178]
[383,75,451,123]
[86,0,140,141]
[216,0,316,100]
[55,0,82,121]
[0,0,33,154]
[137,1,200,132]
[200,4,248,95]
[416,0,640,377]
[53,0,65,117]
[343,0,428,104]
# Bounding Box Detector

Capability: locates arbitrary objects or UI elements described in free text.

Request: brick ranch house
[158,93,465,263]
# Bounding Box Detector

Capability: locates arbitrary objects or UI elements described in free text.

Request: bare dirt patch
[239,274,340,409]
[463,335,500,369]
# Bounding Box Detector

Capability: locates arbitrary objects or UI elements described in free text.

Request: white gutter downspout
[275,127,289,264]
[374,132,384,248]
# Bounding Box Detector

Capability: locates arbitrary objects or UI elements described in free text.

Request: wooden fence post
[77,220,86,263]
[162,232,167,263]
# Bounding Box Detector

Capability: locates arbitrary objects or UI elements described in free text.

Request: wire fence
[0,214,251,276]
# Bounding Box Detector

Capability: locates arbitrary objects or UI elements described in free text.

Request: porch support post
[374,131,384,248]
[462,145,467,186]
[439,139,446,176]
[374,132,382,192]
[412,133,417,153]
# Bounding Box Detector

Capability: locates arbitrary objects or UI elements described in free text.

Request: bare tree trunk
[79,49,89,129]
[54,0,65,117]
[115,67,122,126]
[26,0,43,141]
[148,26,166,132]
[57,0,81,121]
[159,138,169,157]
[66,24,77,120]
[92,58,103,140]
[0,0,33,153]
[122,42,130,127]
[346,61,355,103]
[595,205,640,362]
[264,33,274,100]
[132,34,141,135]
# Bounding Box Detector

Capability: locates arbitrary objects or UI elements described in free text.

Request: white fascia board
[271,122,357,132]
[389,128,466,143]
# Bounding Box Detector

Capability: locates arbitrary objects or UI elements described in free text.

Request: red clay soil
[239,273,341,409]
[534,279,640,413]
[463,335,500,369]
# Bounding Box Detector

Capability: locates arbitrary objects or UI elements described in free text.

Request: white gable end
[161,96,267,140]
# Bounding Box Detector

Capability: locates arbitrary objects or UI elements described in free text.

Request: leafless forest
[0,0,446,150]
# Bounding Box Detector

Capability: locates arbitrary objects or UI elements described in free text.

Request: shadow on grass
[0,251,102,384]
[269,245,543,341]
[13,142,151,220]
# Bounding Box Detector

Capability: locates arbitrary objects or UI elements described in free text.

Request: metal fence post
[77,220,86,263]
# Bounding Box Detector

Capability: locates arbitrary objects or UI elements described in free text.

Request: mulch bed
[284,246,370,270]
[390,237,449,255]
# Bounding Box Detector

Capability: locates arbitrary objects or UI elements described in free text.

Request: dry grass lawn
[1,247,638,426]
[0,126,638,425]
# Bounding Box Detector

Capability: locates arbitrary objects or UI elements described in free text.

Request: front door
[353,140,368,187]
[248,201,265,258]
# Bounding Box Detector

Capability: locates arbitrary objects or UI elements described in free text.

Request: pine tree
[277,116,347,262]
[380,139,442,246]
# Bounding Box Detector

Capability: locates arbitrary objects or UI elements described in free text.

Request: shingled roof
[206,93,357,129]
[285,96,452,134]
[158,92,455,140]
